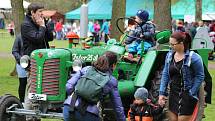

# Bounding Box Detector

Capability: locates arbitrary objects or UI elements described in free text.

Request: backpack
[75,66,110,104]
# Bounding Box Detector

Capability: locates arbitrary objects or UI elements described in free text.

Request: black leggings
[18,77,27,102]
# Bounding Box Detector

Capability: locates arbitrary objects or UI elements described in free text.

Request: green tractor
[0,21,212,121]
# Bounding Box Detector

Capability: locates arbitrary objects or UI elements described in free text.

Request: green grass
[203,69,215,121]
[0,29,68,53]
[0,32,14,53]
[0,57,18,96]
[49,40,69,48]
[0,29,215,120]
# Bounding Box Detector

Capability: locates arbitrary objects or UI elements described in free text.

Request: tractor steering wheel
[116,17,144,44]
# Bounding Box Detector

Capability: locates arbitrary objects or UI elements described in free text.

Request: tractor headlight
[72,59,83,72]
[20,55,30,69]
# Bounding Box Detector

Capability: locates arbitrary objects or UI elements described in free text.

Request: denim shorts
[16,64,27,78]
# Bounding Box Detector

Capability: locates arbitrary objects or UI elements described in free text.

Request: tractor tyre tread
[0,94,25,121]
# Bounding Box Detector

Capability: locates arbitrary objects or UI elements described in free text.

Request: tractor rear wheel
[0,94,25,121]
[148,67,168,121]
[148,69,163,103]
[149,68,205,121]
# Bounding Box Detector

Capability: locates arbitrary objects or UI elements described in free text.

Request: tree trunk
[195,0,202,22]
[10,0,25,76]
[11,0,25,36]
[154,0,171,31]
[110,0,126,41]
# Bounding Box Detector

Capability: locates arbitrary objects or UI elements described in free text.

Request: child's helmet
[136,9,149,22]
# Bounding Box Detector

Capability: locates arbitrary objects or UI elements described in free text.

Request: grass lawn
[203,61,215,121]
[0,29,214,120]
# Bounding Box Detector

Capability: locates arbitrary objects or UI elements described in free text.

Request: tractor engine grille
[30,59,37,93]
[30,59,60,96]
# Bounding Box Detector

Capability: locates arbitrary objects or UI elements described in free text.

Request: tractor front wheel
[0,94,25,121]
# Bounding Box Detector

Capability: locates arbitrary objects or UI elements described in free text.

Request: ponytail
[184,32,192,50]
[170,31,192,50]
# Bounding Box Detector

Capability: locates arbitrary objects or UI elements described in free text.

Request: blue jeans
[128,41,153,54]
[56,31,62,40]
[16,64,27,78]
[63,104,100,121]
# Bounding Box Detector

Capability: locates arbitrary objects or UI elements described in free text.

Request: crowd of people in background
[49,18,215,52]
[49,19,111,44]
[171,20,215,54]
[87,19,111,44]
[6,14,215,48]
[172,20,215,40]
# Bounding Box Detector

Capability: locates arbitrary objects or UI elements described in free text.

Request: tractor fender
[134,50,158,87]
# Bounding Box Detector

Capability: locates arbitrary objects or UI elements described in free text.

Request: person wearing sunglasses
[158,32,205,121]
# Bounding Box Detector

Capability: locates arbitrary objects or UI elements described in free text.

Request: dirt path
[0,52,13,58]
[208,62,215,70]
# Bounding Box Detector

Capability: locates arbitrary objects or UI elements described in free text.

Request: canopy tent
[171,0,215,20]
[66,0,112,19]
[0,0,30,9]
[65,0,215,20]
[171,0,194,19]
[65,0,154,20]
[126,0,153,18]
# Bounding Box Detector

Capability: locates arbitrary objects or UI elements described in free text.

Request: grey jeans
[24,71,38,120]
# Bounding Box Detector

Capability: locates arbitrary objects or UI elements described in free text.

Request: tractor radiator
[30,59,37,93]
[30,59,60,96]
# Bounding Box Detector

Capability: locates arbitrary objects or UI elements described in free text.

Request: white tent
[203,13,215,21]
[184,13,215,23]
[0,0,30,9]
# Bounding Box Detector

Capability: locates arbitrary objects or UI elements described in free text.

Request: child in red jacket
[128,87,164,121]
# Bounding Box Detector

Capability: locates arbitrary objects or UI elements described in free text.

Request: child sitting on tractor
[128,87,164,121]
[124,10,155,61]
